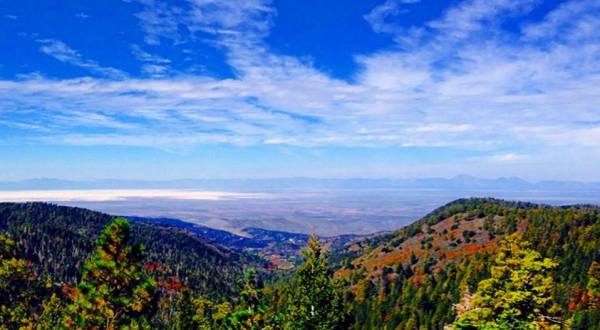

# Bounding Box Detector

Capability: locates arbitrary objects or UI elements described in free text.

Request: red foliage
[144,262,163,273]
[159,276,184,293]
[567,285,583,312]
[566,285,600,311]
[568,285,583,312]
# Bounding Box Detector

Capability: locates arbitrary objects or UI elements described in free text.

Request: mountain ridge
[331,197,600,329]
[3,176,600,191]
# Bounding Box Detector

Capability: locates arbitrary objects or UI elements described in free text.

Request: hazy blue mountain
[2,176,600,191]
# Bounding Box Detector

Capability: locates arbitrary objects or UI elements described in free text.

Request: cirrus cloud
[1,0,599,179]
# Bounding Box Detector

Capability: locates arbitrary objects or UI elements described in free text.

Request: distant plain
[2,177,600,235]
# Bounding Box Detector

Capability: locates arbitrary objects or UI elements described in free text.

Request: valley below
[2,177,600,236]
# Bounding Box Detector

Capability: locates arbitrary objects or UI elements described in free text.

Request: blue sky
[1,0,600,181]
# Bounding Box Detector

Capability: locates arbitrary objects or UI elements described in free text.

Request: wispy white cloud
[130,0,184,45]
[130,44,171,77]
[130,44,170,64]
[426,0,537,39]
[364,0,421,34]
[37,39,127,79]
[522,0,600,42]
[186,0,274,38]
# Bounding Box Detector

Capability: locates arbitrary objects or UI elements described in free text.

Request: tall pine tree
[65,218,158,329]
[288,235,345,330]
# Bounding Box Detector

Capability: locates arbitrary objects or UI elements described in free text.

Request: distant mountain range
[2,175,600,191]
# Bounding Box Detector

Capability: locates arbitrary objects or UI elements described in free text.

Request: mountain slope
[0,202,263,299]
[334,198,600,329]
[132,216,367,269]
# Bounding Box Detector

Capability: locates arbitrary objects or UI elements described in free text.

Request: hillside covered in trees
[0,202,263,300]
[0,199,599,329]
[334,198,600,329]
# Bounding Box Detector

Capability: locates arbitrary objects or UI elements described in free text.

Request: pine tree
[228,268,271,329]
[36,293,65,329]
[0,233,37,329]
[172,290,213,330]
[64,218,158,329]
[452,234,559,329]
[213,302,233,327]
[288,235,345,330]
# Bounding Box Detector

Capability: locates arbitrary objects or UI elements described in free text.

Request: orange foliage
[444,243,487,260]
[334,268,352,278]
[61,283,78,300]
[362,247,416,276]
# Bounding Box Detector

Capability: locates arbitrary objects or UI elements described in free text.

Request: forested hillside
[0,204,347,329]
[334,198,600,329]
[0,202,262,299]
[131,216,366,269]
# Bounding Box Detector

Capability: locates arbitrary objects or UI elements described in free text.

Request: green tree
[228,268,271,329]
[288,235,345,330]
[172,290,213,330]
[452,234,559,330]
[65,218,158,329]
[36,293,66,329]
[0,233,37,329]
[212,302,233,327]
